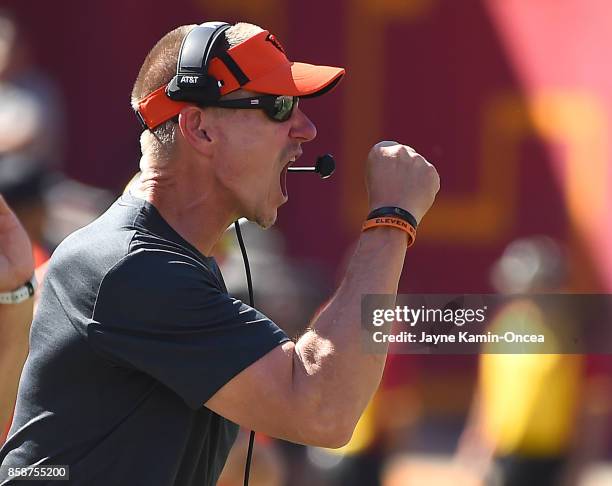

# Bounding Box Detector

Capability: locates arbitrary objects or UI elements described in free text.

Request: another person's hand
[366,141,440,224]
[0,194,35,292]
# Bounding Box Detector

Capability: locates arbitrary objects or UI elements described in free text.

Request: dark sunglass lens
[273,96,295,121]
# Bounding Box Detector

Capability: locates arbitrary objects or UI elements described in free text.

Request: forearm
[0,300,33,430]
[293,227,406,432]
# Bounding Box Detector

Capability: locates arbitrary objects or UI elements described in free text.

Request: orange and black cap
[135,24,345,130]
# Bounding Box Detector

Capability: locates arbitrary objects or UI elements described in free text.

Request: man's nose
[289,107,317,142]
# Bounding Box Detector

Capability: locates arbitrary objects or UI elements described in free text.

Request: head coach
[0,21,439,485]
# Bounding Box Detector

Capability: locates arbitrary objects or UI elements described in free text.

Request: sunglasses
[204,95,299,122]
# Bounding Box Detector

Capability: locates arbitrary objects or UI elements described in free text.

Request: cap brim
[244,62,345,98]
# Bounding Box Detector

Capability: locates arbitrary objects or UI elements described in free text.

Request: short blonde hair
[130,22,264,161]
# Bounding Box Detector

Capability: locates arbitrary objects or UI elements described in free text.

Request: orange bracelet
[361,217,417,247]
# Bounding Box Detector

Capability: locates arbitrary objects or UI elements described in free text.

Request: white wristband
[0,276,37,305]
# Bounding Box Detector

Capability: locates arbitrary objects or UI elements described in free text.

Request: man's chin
[253,208,278,230]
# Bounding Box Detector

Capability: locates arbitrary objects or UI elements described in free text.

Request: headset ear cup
[166,75,221,103]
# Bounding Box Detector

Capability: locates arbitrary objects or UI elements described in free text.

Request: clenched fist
[366,141,440,224]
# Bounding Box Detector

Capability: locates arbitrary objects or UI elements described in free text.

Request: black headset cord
[233,221,256,486]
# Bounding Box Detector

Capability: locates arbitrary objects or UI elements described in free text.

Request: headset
[138,22,335,486]
[166,21,233,104]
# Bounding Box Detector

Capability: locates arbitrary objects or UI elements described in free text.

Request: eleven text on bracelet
[361,217,416,247]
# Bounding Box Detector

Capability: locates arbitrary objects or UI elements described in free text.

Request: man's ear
[178,106,214,155]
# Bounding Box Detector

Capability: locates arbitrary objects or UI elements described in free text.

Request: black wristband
[367,207,418,229]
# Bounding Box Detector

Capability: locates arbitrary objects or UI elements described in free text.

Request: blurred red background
[3,0,610,294]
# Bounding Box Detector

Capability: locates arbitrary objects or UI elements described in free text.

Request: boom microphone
[287,154,335,179]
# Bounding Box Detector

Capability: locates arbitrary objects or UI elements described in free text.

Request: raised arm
[206,142,440,447]
[0,194,35,434]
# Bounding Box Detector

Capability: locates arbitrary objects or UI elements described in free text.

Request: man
[0,22,439,485]
[0,194,34,440]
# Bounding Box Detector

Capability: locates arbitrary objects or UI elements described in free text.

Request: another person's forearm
[0,300,33,432]
[293,227,406,434]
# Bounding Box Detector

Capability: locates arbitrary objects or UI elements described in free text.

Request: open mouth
[280,158,295,197]
[281,165,288,197]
